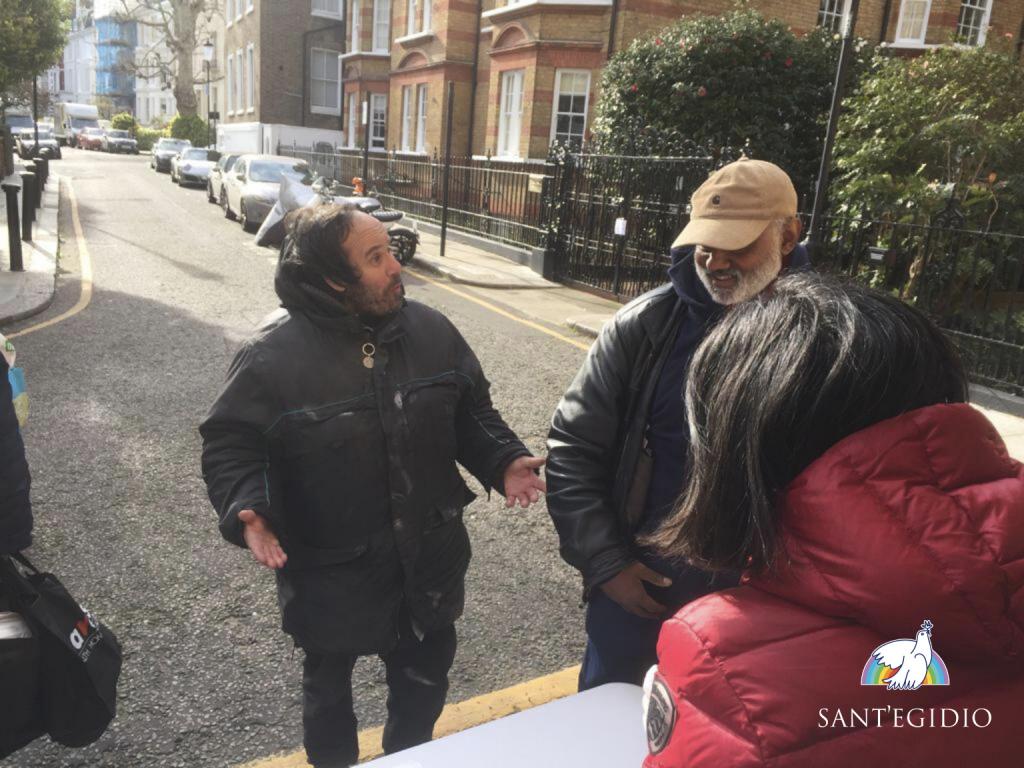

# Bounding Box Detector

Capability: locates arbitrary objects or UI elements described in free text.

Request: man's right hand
[599,562,672,619]
[238,509,288,570]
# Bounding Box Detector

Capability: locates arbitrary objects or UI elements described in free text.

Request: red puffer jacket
[645,403,1024,768]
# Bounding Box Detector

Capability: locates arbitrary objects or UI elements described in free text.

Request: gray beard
[697,247,783,306]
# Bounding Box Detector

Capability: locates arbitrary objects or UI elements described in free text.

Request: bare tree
[118,0,218,117]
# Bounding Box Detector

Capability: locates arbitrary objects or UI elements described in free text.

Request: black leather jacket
[547,283,683,589]
[201,269,529,654]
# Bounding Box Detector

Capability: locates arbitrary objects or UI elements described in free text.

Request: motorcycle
[256,174,419,265]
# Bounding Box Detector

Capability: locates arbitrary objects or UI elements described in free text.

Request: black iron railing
[278,145,550,249]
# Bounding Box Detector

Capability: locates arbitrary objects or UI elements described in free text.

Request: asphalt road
[2,148,591,767]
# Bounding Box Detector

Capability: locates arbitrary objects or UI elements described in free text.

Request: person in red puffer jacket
[642,273,1024,768]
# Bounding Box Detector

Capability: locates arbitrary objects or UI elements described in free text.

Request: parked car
[78,127,106,151]
[101,129,139,154]
[15,127,62,159]
[223,154,312,232]
[150,138,192,173]
[207,153,241,204]
[170,147,220,186]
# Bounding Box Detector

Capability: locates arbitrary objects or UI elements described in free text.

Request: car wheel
[240,202,254,233]
[223,193,237,221]
[389,230,418,265]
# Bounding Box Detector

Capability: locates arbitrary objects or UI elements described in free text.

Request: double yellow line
[7,180,93,340]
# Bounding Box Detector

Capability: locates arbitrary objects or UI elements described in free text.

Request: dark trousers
[301,621,457,768]
[579,588,661,691]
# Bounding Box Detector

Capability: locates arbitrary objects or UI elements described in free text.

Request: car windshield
[71,118,98,129]
[248,161,311,184]
[182,149,212,160]
[158,140,190,151]
[32,129,53,140]
[4,115,34,129]
[110,130,131,138]
[85,128,105,135]
[223,156,238,170]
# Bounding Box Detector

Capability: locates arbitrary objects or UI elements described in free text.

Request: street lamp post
[807,0,862,254]
[202,39,215,149]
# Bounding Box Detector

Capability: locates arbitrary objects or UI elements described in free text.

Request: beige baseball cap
[672,159,798,251]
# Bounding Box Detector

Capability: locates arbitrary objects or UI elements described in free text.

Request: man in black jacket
[546,160,810,690]
[200,205,545,767]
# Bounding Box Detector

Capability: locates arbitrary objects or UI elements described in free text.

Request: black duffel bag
[0,553,122,749]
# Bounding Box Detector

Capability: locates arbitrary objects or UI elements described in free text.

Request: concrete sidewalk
[407,224,1024,461]
[0,168,60,326]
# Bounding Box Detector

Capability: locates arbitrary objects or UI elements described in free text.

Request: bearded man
[546,159,808,690]
[200,204,545,767]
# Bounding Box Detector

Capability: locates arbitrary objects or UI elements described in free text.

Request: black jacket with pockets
[200,274,529,655]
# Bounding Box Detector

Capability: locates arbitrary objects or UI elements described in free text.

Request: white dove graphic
[871,620,934,691]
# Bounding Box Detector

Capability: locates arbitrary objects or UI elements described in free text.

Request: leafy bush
[135,126,164,152]
[111,112,137,131]
[591,8,873,200]
[168,113,211,148]
[833,43,1024,231]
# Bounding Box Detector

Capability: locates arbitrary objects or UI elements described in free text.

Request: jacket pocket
[403,376,460,459]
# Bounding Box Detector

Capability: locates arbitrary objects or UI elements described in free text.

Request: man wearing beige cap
[546,159,808,690]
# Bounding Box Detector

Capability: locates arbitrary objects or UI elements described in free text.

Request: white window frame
[370,92,387,150]
[373,0,391,53]
[226,0,234,26]
[347,92,358,147]
[310,48,342,115]
[235,0,243,21]
[351,0,361,52]
[422,0,430,31]
[406,0,416,35]
[246,44,255,112]
[894,0,932,45]
[497,69,524,159]
[955,0,993,45]
[247,0,254,13]
[226,52,234,114]
[312,0,343,18]
[549,69,590,149]
[236,48,243,112]
[817,0,852,33]
[400,85,413,151]
[415,83,427,153]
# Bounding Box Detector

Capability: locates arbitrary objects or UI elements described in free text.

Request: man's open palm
[239,509,288,569]
[503,456,547,508]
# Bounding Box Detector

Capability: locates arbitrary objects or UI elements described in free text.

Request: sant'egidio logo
[861,620,950,690]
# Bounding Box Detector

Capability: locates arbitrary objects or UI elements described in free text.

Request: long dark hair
[647,272,968,574]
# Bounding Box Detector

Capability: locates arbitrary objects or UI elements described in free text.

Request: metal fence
[809,202,1024,395]
[544,148,720,298]
[279,146,550,249]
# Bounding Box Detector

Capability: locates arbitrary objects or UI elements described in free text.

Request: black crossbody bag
[0,552,122,749]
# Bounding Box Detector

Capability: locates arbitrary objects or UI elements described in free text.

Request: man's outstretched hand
[239,509,288,569]
[502,456,547,508]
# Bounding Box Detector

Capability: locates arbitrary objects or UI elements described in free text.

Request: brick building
[216,0,1024,159]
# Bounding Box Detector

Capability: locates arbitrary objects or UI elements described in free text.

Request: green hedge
[168,113,211,148]
[135,127,165,152]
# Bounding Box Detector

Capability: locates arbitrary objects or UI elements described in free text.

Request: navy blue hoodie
[638,243,810,605]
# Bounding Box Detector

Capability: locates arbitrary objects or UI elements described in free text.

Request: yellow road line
[8,179,92,339]
[237,665,581,768]
[409,269,593,352]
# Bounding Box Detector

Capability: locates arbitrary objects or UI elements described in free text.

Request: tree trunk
[171,0,199,116]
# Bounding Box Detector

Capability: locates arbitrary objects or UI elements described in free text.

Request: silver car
[101,129,138,154]
[223,154,312,232]
[170,147,219,186]
[15,127,61,159]
[207,153,241,205]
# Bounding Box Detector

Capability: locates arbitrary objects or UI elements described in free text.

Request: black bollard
[26,161,42,209]
[2,182,22,271]
[19,172,35,242]
[35,156,48,190]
